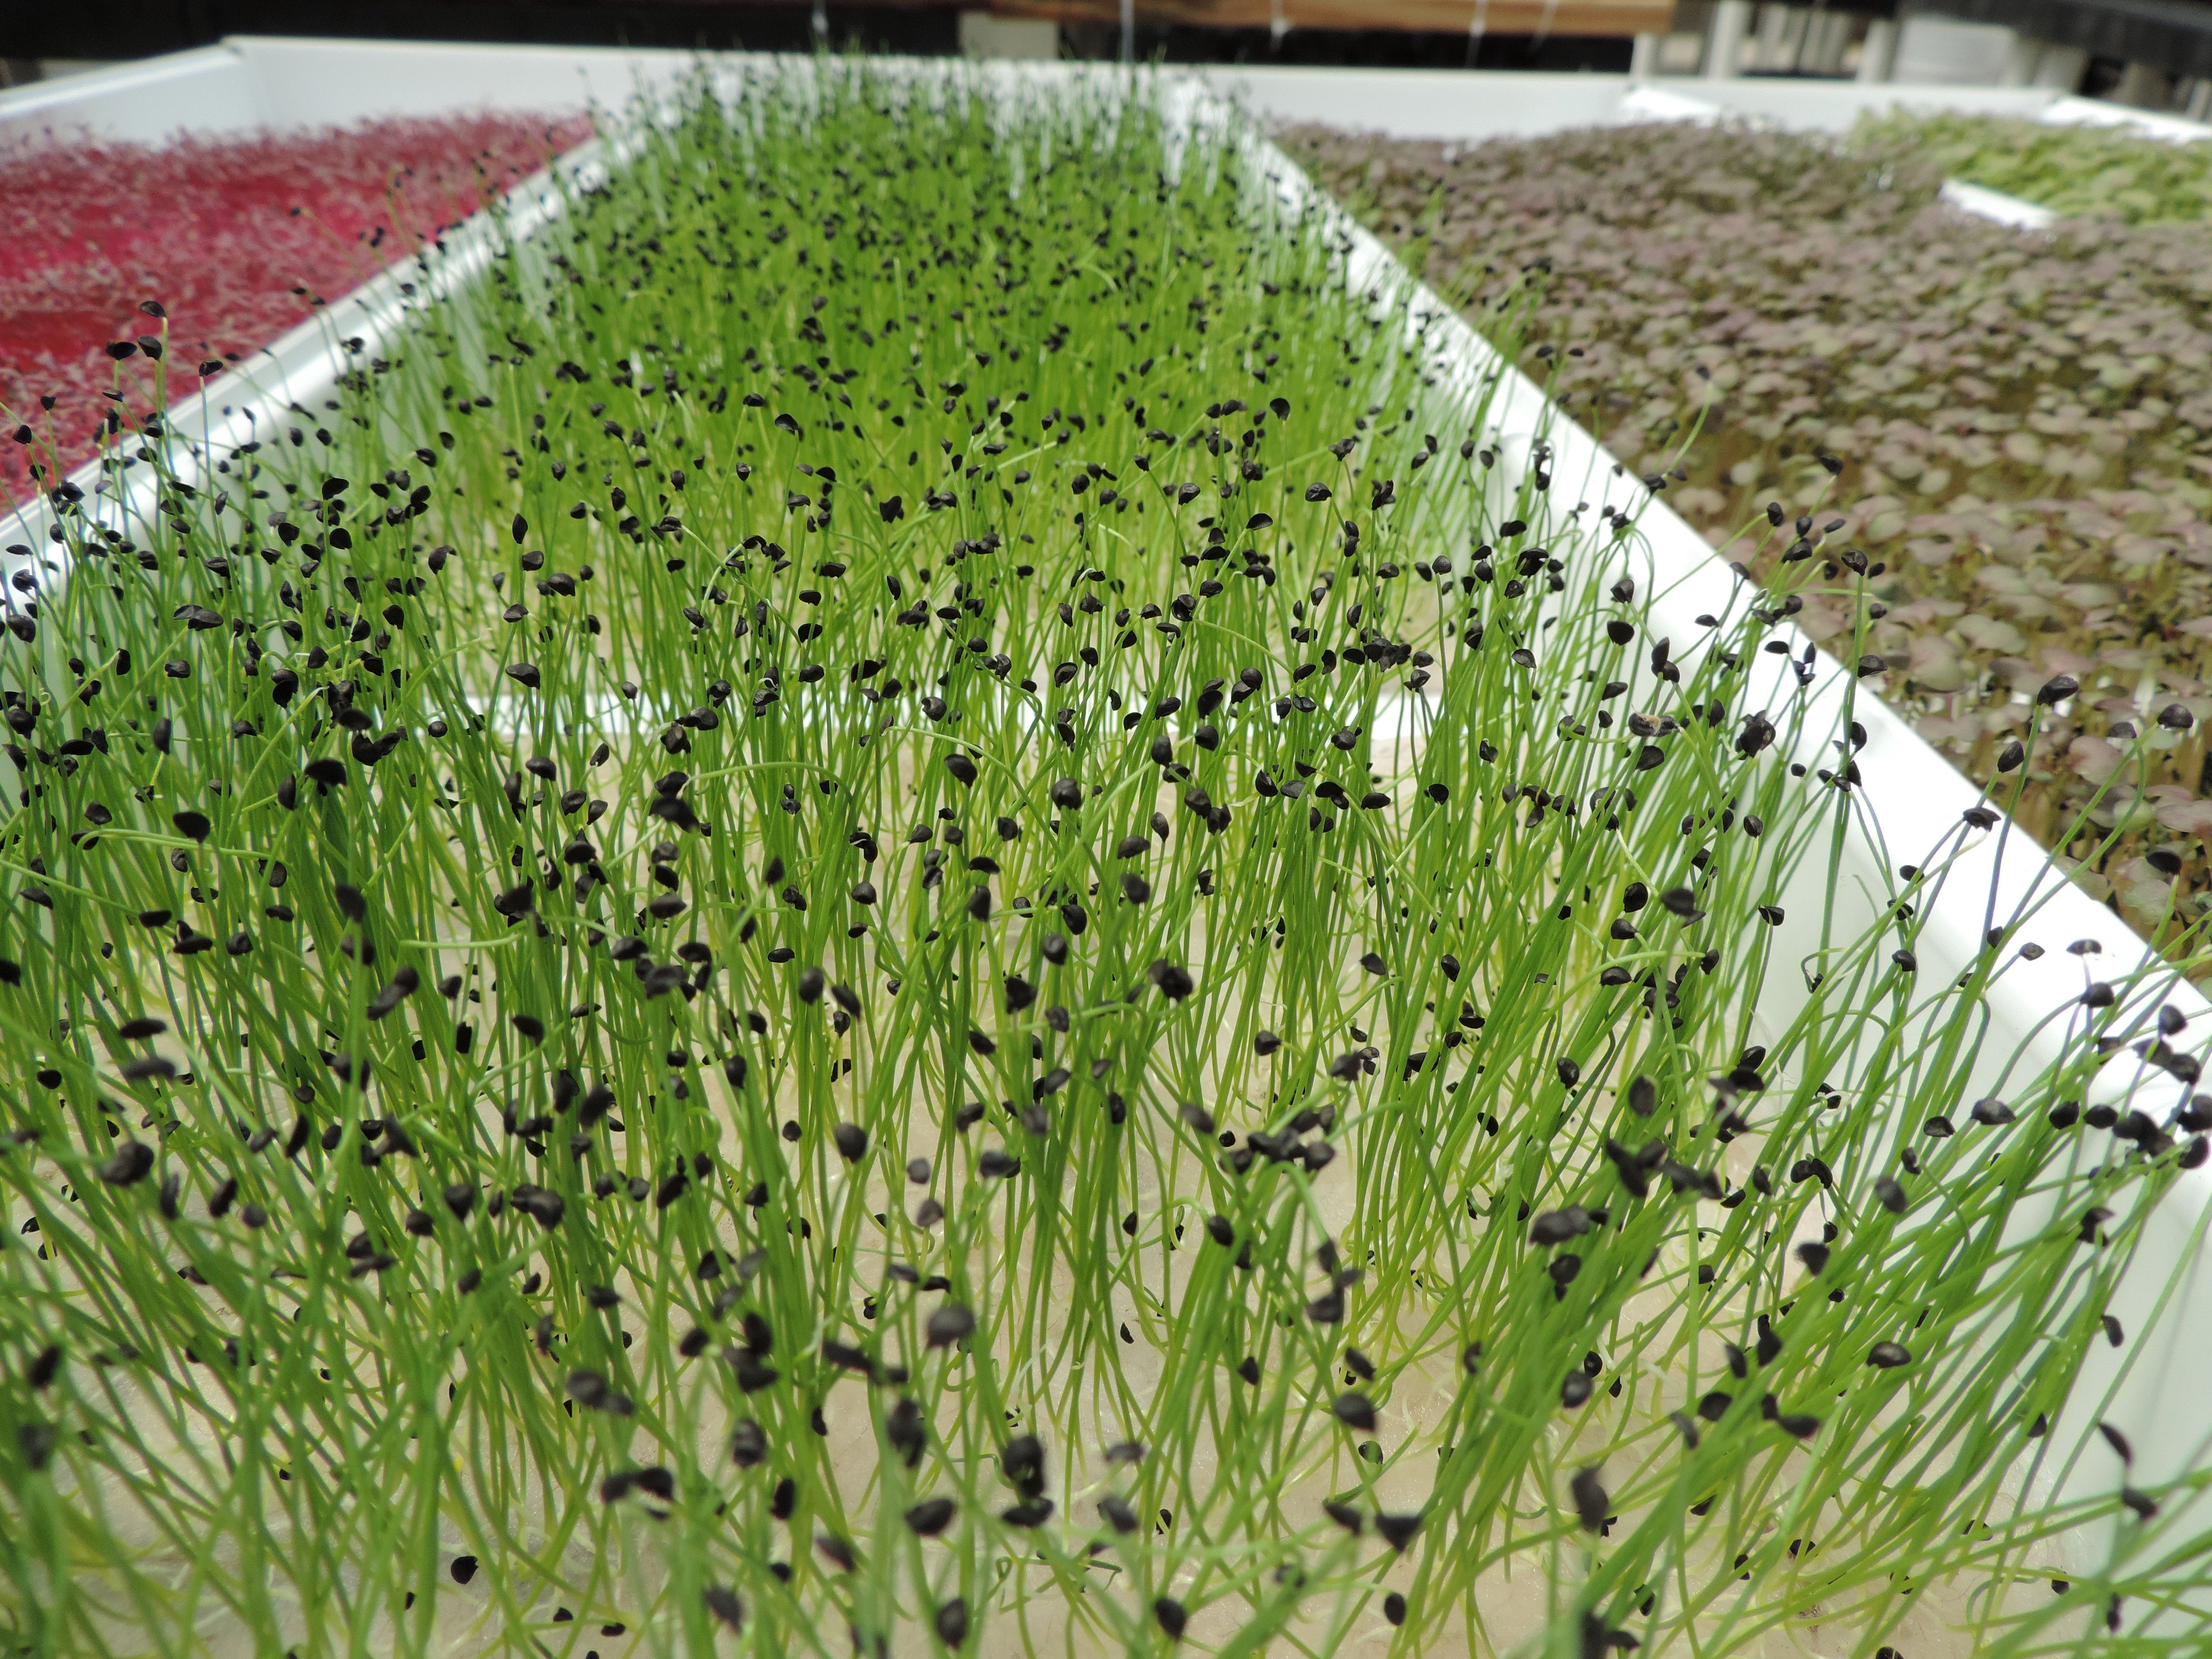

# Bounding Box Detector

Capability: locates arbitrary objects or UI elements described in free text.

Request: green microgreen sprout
[1,59,2209,1659]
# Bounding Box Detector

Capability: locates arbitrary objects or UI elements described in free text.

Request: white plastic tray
[4,40,2208,1615]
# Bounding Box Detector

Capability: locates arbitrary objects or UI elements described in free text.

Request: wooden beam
[993,0,1675,35]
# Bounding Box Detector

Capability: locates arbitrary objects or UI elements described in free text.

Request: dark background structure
[9,1,2212,109]
[1921,0,2212,82]
[0,0,1665,66]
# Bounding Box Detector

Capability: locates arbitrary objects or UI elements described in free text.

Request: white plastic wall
[1678,73,2057,130]
[4,44,2189,153]
[2044,91,2212,143]
[1204,62,2063,138]
[1198,67,1632,141]
[1893,14,2021,86]
[232,37,693,129]
[0,37,695,148]
[0,46,263,145]
[957,13,1060,59]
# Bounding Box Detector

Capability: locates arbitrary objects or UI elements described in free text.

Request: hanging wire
[1531,0,1562,56]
